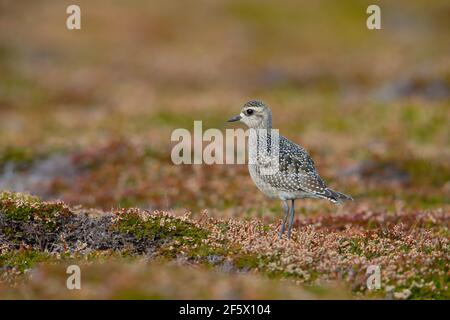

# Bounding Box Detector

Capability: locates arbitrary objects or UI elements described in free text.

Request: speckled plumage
[249,133,351,203]
[228,100,352,238]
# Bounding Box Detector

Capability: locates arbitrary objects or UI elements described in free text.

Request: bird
[227,100,352,239]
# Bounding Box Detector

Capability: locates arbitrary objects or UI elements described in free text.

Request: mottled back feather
[254,134,352,203]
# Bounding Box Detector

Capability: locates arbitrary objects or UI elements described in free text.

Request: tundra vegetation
[0,0,449,299]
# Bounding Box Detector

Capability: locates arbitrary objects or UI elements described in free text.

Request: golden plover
[228,100,352,239]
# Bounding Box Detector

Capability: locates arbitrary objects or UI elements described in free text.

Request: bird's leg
[279,200,290,239]
[287,199,295,239]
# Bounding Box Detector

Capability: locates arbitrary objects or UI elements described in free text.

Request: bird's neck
[248,125,275,157]
[254,124,271,130]
[249,114,273,143]
[254,113,272,129]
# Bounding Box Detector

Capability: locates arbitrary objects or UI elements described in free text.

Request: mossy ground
[0,193,448,299]
[0,192,72,230]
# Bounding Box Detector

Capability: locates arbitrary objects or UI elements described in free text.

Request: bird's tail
[322,188,353,204]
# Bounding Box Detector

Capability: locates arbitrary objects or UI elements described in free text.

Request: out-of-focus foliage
[0,193,448,299]
[0,0,448,299]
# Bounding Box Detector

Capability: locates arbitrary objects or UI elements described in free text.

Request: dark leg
[287,199,295,239]
[279,200,290,239]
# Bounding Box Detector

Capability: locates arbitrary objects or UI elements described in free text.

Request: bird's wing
[257,136,329,195]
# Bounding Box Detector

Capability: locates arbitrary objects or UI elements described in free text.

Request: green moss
[113,208,209,241]
[187,244,228,260]
[234,253,261,269]
[114,209,238,264]
[0,192,72,230]
[233,253,273,271]
[0,250,52,273]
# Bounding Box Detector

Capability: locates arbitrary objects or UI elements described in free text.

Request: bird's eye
[246,109,254,116]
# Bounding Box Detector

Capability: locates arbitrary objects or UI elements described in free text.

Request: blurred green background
[0,0,449,301]
[0,0,449,215]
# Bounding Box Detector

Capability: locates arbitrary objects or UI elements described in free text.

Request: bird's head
[227,100,272,129]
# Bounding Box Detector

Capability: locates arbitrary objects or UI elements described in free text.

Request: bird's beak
[227,114,242,122]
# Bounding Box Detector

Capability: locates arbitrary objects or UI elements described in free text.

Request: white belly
[248,164,279,198]
[248,164,319,200]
